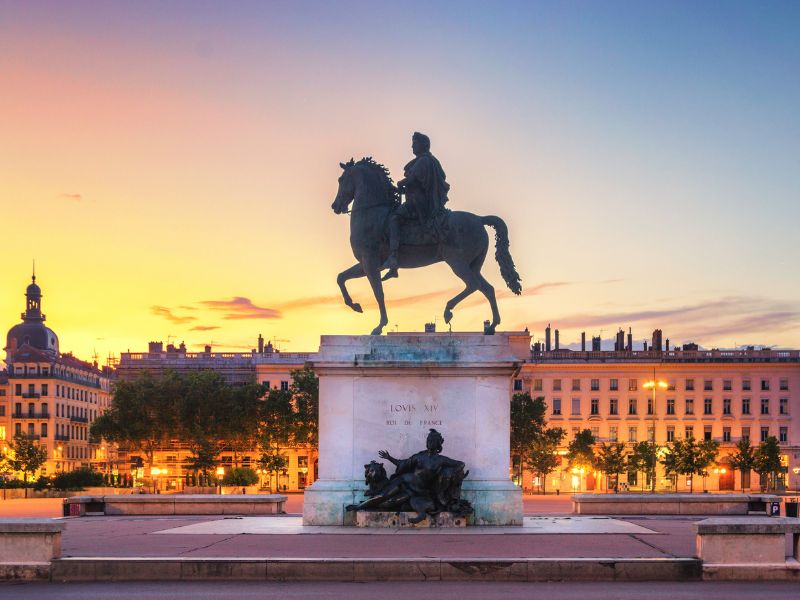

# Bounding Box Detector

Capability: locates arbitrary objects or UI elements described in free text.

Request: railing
[119,351,315,364]
[21,393,40,399]
[70,416,89,423]
[531,349,800,363]
[12,412,50,419]
[54,434,70,442]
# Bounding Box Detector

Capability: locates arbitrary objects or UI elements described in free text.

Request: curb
[49,557,702,582]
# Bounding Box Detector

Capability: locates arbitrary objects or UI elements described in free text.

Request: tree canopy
[595,442,627,493]
[566,429,596,471]
[754,436,782,492]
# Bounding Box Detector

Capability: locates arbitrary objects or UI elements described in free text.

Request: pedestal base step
[355,511,467,528]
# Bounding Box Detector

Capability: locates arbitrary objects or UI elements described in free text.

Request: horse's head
[331,158,356,214]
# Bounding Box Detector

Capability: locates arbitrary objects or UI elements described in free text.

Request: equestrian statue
[331,132,522,335]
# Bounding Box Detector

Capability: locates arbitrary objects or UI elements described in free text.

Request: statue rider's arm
[397,156,429,190]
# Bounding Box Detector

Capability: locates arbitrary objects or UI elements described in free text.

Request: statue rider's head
[426,428,444,454]
[412,132,430,156]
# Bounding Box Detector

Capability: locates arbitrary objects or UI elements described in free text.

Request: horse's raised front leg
[337,263,365,313]
[364,258,388,335]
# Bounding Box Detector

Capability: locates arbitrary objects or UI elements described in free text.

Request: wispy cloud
[200,297,282,320]
[189,325,220,331]
[150,305,197,324]
[61,193,82,202]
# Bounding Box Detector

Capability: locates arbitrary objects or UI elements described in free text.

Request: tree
[755,436,782,492]
[661,437,719,493]
[177,371,238,466]
[184,438,220,479]
[257,452,289,492]
[91,370,180,477]
[290,367,319,449]
[6,433,47,490]
[510,393,547,485]
[595,442,628,493]
[524,427,565,494]
[628,441,658,492]
[222,467,259,487]
[566,429,596,471]
[218,380,264,468]
[727,438,756,492]
[259,386,297,491]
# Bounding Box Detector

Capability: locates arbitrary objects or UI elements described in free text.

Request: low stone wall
[66,494,287,516]
[0,518,63,579]
[573,493,779,515]
[695,516,800,580]
[1,487,136,500]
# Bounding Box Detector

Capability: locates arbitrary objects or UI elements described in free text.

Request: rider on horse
[382,132,450,280]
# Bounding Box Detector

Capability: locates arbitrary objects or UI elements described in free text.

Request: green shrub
[33,475,51,491]
[0,479,28,489]
[222,467,258,486]
[52,468,105,491]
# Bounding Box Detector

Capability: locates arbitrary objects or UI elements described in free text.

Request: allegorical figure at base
[346,428,473,524]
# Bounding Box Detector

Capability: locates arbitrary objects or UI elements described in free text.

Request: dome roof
[6,322,59,356]
[26,280,41,297]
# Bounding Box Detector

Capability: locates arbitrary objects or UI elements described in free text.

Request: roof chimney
[545,324,551,352]
[554,329,560,350]
[258,334,264,353]
[581,332,586,352]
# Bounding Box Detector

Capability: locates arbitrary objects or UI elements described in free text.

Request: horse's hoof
[444,309,453,324]
[351,303,363,313]
[370,325,384,335]
[484,326,496,335]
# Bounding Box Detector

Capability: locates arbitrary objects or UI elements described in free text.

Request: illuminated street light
[643,374,668,492]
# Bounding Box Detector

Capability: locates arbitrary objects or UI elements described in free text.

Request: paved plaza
[3,581,800,600]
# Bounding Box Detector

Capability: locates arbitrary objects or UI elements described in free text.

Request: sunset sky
[2,1,799,365]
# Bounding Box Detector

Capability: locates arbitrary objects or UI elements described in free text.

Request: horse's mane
[344,157,400,205]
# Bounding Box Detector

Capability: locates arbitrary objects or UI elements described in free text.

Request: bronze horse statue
[331,158,521,335]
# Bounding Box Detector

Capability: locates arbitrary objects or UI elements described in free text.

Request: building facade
[115,340,316,492]
[515,346,800,493]
[2,275,117,478]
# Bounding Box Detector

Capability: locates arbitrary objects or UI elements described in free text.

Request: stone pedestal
[302,332,528,526]
[355,511,468,528]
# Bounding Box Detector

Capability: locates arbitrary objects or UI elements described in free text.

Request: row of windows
[572,425,788,444]
[12,421,88,441]
[4,403,98,421]
[12,383,102,404]
[527,377,791,392]
[550,397,789,416]
[12,364,102,387]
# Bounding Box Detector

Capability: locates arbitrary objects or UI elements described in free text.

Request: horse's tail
[481,215,522,295]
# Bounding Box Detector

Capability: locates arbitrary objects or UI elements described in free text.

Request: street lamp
[216,467,225,495]
[643,377,668,492]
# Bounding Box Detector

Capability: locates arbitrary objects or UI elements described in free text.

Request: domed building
[1,272,117,478]
[5,273,59,361]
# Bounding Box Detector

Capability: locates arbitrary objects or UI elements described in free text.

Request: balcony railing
[12,412,50,419]
[21,393,40,399]
[13,433,41,440]
[70,416,89,423]
[54,434,70,442]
